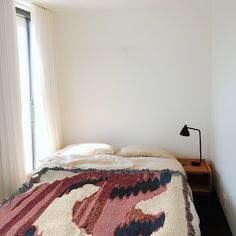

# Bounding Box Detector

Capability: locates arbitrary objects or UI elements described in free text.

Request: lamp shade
[180,125,190,136]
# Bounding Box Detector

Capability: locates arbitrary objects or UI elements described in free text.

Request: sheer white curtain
[31,5,62,165]
[0,0,26,199]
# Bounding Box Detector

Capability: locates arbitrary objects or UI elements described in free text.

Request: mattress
[0,154,200,235]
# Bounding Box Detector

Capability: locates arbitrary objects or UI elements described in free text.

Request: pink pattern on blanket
[0,170,171,236]
[72,172,168,235]
[0,172,105,235]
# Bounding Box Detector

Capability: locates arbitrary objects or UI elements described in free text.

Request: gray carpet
[193,191,232,236]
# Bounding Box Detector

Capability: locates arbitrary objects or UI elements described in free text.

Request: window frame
[16,7,30,19]
[16,7,36,170]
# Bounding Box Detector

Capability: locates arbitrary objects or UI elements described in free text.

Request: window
[16,8,35,173]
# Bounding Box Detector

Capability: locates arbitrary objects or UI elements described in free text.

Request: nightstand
[177,158,212,198]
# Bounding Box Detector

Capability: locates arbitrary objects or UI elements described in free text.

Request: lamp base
[191,161,201,166]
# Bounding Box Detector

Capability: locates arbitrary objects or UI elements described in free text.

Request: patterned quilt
[0,168,196,236]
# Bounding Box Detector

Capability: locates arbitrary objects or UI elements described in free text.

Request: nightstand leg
[207,193,211,204]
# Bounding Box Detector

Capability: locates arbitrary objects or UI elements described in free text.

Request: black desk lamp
[180,125,202,166]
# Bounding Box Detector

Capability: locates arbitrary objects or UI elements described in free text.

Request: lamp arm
[187,127,200,132]
[188,127,202,164]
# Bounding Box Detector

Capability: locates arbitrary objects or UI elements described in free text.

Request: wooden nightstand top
[177,158,212,174]
[177,158,212,195]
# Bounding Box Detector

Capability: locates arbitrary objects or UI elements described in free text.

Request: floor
[193,191,232,236]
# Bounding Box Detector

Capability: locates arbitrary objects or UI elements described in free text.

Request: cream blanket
[0,155,200,236]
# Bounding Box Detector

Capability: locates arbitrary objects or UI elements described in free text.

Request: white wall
[53,0,212,158]
[51,0,236,232]
[212,0,236,234]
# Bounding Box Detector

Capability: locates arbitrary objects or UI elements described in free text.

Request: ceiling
[26,0,162,11]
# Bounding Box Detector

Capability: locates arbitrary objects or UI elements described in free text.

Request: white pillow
[115,145,175,159]
[56,143,119,156]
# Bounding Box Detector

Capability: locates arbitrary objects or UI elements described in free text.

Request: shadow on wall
[212,163,236,235]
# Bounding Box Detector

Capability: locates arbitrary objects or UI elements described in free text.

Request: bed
[0,144,200,236]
